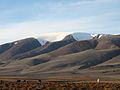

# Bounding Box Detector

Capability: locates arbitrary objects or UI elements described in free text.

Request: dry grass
[0,79,120,90]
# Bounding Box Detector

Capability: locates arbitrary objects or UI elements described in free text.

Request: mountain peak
[71,32,92,41]
[37,39,48,46]
[64,32,92,41]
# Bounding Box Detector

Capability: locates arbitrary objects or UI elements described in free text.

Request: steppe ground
[0,76,120,90]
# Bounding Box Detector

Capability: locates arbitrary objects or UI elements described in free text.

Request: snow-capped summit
[35,32,112,43]
[37,39,48,46]
[71,32,92,41]
[64,32,92,41]
[35,32,100,42]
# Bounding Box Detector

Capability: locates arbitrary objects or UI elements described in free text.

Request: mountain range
[0,32,120,80]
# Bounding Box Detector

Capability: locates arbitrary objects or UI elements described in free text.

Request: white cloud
[0,13,120,38]
[35,32,72,42]
[0,11,120,45]
[0,0,119,44]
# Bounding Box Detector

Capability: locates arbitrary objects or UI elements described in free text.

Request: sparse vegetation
[0,79,120,90]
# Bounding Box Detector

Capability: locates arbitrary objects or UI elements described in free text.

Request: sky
[0,0,120,44]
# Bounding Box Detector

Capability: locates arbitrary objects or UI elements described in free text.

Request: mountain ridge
[0,32,119,79]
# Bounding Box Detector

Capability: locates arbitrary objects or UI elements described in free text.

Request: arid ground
[0,77,120,90]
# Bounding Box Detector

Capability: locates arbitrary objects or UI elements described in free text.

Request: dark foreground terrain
[0,79,120,90]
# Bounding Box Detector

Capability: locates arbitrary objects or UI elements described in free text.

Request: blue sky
[0,0,120,44]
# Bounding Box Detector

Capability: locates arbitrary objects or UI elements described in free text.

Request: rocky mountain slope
[0,32,119,79]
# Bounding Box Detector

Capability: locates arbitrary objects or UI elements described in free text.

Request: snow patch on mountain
[91,34,103,39]
[37,39,48,46]
[91,34,111,39]
[14,42,18,45]
[71,32,92,41]
[98,35,103,38]
[91,34,98,37]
